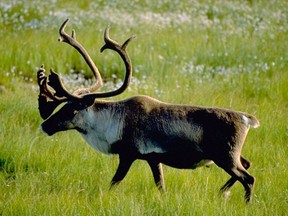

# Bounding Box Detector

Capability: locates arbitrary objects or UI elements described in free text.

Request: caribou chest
[76,107,124,154]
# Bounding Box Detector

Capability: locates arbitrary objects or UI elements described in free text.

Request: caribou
[37,19,259,203]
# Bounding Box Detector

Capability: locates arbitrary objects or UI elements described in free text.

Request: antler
[37,65,73,119]
[83,26,136,99]
[37,19,135,119]
[59,19,103,95]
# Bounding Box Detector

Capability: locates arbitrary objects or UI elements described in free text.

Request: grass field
[0,0,287,215]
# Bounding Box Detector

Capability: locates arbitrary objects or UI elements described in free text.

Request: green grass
[1,0,288,215]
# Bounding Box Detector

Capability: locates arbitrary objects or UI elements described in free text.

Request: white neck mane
[75,107,124,154]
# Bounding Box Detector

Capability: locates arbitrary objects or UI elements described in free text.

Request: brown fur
[41,95,259,203]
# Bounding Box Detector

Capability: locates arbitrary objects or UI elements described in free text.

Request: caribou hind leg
[216,156,255,203]
[220,156,251,194]
[232,165,255,203]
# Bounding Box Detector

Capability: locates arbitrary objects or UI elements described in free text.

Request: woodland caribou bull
[37,19,259,203]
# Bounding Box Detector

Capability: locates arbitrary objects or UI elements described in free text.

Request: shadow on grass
[0,156,29,180]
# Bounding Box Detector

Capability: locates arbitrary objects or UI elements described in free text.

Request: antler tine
[101,26,136,52]
[37,65,70,119]
[101,26,119,50]
[59,18,103,95]
[82,27,135,100]
[37,65,54,100]
[37,65,68,102]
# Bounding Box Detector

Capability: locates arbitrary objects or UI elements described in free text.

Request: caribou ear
[38,95,62,119]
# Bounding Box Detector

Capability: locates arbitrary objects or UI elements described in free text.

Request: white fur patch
[75,108,124,154]
[136,140,166,154]
[241,115,250,127]
[241,114,260,128]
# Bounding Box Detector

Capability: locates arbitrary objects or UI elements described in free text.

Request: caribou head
[38,18,135,135]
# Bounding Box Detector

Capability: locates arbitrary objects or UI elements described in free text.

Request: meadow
[0,0,287,215]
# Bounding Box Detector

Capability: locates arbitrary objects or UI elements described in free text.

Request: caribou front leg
[110,156,135,189]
